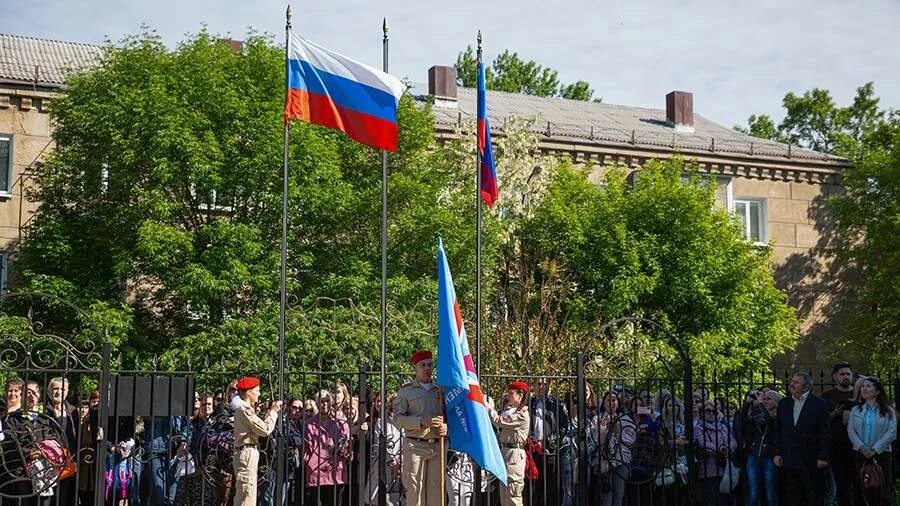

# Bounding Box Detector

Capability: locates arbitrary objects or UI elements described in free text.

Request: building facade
[0,34,102,292]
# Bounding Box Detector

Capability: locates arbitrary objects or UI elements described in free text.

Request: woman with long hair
[741,389,781,506]
[592,390,637,506]
[847,376,896,506]
[654,396,689,505]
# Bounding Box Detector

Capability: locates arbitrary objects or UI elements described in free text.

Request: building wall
[730,177,849,368]
[0,88,52,291]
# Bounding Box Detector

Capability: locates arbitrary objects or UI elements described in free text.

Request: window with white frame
[733,198,767,243]
[0,252,8,293]
[0,134,11,194]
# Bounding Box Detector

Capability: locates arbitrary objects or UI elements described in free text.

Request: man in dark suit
[526,378,568,506]
[773,372,830,506]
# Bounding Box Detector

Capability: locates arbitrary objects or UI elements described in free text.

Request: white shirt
[792,390,810,425]
[532,398,544,440]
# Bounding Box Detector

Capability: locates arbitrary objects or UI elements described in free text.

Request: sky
[6,0,899,128]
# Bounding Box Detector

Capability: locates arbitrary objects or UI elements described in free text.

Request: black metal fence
[1,294,898,506]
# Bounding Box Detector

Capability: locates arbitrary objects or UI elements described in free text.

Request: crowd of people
[0,359,896,506]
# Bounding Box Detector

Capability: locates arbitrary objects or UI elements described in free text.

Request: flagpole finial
[383,18,388,39]
[286,5,292,29]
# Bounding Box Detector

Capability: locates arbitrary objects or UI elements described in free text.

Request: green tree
[734,114,783,142]
[486,159,797,375]
[16,30,498,369]
[828,113,900,370]
[740,82,898,370]
[455,46,598,101]
[736,83,882,155]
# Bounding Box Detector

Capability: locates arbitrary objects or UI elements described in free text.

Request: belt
[408,436,439,444]
[500,442,524,449]
[238,444,257,449]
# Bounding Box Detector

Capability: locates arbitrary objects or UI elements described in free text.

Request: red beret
[410,350,433,365]
[235,376,260,391]
[508,380,530,393]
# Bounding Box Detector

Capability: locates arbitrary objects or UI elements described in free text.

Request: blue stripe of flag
[288,59,398,123]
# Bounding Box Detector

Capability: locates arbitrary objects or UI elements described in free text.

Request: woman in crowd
[740,389,781,506]
[654,396,688,505]
[847,376,897,506]
[594,389,637,506]
[44,377,79,505]
[693,400,736,506]
[303,389,351,505]
[487,380,531,506]
[365,392,402,506]
[626,394,661,505]
[559,392,585,506]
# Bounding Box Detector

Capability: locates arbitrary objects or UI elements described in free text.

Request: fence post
[94,340,111,506]
[576,351,588,506]
[358,367,369,506]
[683,359,695,500]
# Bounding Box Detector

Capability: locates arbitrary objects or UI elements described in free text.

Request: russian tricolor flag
[477,61,499,207]
[435,239,508,484]
[285,32,406,151]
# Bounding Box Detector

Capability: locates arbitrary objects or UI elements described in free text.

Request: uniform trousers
[233,446,259,506]
[500,447,526,506]
[401,439,444,506]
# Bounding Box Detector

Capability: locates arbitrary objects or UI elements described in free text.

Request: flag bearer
[393,350,448,506]
[232,376,281,506]
[488,380,532,506]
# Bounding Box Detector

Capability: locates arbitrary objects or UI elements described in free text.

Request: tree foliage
[455,46,599,102]
[828,114,900,370]
[480,159,797,375]
[736,83,882,155]
[740,82,899,370]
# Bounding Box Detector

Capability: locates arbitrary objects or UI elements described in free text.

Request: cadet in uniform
[232,376,281,506]
[487,380,531,506]
[392,350,447,506]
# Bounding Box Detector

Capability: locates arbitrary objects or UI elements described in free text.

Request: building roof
[0,32,845,168]
[0,33,103,88]
[420,87,846,165]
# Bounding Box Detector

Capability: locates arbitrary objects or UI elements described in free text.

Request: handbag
[655,467,676,486]
[859,457,884,490]
[718,461,741,494]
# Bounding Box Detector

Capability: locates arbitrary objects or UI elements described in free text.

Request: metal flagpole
[474,29,484,506]
[475,30,483,374]
[378,16,390,506]
[275,5,291,506]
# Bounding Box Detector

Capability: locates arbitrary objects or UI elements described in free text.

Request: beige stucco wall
[731,177,848,367]
[0,90,52,286]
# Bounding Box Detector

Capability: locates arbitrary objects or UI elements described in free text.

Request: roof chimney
[218,39,244,52]
[666,91,694,132]
[428,65,457,108]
